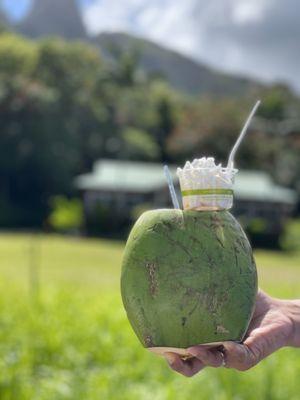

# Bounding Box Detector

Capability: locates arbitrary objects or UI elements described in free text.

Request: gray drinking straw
[164,165,180,209]
[227,100,261,169]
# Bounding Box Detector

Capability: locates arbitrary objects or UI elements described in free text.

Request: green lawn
[0,233,299,400]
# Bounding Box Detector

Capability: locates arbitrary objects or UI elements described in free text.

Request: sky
[2,0,300,92]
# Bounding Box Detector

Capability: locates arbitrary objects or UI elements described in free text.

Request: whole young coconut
[121,207,257,356]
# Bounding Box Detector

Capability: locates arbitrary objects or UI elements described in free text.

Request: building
[75,159,297,242]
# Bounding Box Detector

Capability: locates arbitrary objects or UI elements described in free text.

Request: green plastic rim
[181,189,234,197]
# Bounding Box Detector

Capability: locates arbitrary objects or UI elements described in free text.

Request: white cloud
[82,0,300,91]
[232,1,266,24]
[139,0,197,55]
[83,0,154,34]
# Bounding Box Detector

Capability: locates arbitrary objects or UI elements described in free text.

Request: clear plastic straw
[164,165,180,209]
[227,100,261,169]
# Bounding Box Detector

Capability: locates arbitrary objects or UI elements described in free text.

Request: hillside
[93,32,263,96]
[17,0,86,40]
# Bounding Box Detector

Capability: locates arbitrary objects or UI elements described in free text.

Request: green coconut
[121,209,257,353]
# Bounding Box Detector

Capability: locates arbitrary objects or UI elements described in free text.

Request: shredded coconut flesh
[176,157,238,211]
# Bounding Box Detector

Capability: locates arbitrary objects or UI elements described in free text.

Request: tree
[35,38,108,171]
[0,33,38,76]
[0,76,59,226]
[0,34,106,226]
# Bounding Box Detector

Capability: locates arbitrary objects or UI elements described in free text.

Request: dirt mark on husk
[146,262,158,298]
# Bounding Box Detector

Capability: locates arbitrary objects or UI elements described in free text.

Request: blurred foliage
[48,197,83,233]
[0,32,298,229]
[280,219,300,252]
[121,128,160,160]
[0,33,38,75]
[257,87,290,120]
[247,218,268,235]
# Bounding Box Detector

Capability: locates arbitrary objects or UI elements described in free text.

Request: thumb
[222,341,257,371]
[223,328,286,371]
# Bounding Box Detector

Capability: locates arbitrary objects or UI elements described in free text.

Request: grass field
[0,233,299,400]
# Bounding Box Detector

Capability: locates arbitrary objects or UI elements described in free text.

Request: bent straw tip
[255,99,261,108]
[227,100,262,169]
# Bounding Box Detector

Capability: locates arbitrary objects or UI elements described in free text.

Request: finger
[244,327,287,362]
[164,352,205,377]
[187,346,225,368]
[165,352,205,377]
[222,341,256,371]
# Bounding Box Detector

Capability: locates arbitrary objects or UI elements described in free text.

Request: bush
[280,219,300,252]
[48,197,83,233]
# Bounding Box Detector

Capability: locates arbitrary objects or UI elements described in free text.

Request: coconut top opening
[176,157,238,211]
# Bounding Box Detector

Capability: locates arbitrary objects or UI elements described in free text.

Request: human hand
[165,290,299,377]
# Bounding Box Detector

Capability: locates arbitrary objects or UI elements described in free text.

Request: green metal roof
[75,160,297,205]
[234,171,296,204]
[75,160,177,193]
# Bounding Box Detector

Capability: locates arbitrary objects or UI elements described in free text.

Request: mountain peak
[18,0,86,40]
